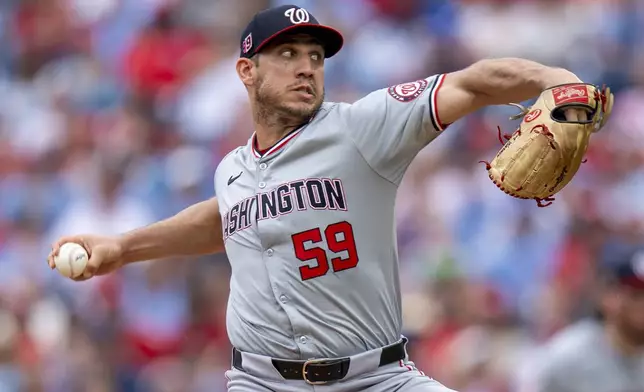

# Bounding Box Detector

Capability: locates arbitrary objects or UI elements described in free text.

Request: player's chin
[282,100,321,118]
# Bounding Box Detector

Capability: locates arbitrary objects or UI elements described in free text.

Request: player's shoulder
[214,145,246,186]
[526,320,605,392]
[217,145,245,171]
[541,319,604,364]
[220,144,245,163]
[317,96,368,123]
[311,100,378,139]
[304,101,345,133]
[323,73,444,113]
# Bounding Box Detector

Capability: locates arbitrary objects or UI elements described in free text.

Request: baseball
[54,242,89,279]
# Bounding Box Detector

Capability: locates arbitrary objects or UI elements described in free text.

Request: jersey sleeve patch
[386,75,447,132]
[387,79,429,103]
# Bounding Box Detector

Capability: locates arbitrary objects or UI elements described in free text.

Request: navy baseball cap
[239,5,344,59]
[603,248,644,290]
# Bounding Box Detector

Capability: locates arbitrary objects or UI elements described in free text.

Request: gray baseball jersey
[532,319,644,392]
[214,74,446,360]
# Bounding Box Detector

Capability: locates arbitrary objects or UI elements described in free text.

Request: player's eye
[281,49,294,58]
[311,53,320,61]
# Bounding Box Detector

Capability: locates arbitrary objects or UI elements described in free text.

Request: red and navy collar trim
[251,126,304,159]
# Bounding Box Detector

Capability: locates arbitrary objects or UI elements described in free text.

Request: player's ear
[236,58,256,87]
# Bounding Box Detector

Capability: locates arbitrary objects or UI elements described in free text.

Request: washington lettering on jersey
[222,177,347,241]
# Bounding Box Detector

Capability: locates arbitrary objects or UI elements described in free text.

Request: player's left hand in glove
[479,83,614,207]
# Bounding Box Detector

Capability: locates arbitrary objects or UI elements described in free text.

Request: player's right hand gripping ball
[479,83,614,207]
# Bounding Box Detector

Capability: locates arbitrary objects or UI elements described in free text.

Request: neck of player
[253,110,303,151]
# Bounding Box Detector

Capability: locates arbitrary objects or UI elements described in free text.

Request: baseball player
[47,4,595,391]
[524,249,644,392]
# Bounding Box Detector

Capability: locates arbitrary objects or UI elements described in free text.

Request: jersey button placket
[257,159,268,190]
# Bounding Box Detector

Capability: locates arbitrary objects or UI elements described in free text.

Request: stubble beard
[253,75,324,129]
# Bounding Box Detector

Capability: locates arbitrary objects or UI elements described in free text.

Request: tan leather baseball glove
[479,83,614,207]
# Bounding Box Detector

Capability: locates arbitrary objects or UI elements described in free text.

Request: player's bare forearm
[437,58,582,125]
[461,58,580,104]
[119,197,224,264]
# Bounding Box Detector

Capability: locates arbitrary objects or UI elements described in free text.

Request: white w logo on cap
[284,7,310,24]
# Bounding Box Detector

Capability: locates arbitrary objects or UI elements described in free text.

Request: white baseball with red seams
[54,242,89,278]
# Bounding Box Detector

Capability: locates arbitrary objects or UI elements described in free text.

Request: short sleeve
[340,74,447,184]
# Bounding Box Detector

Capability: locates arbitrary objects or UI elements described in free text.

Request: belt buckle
[302,358,330,385]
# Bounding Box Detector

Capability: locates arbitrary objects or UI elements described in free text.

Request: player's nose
[294,59,315,79]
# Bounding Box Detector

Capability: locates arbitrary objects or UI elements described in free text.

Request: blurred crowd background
[0,0,643,391]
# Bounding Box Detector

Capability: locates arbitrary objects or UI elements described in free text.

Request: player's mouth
[291,85,316,100]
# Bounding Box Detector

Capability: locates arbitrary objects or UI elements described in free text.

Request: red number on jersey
[291,221,359,281]
[292,226,329,280]
[326,221,359,272]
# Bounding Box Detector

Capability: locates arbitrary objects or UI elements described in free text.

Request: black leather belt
[232,337,407,385]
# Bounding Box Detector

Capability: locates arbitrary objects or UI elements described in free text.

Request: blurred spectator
[123,4,210,105]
